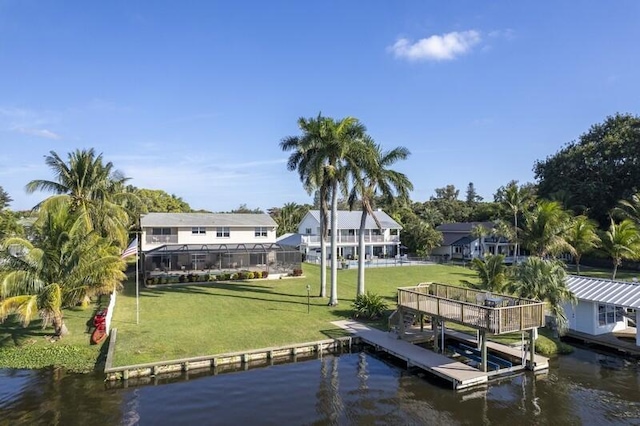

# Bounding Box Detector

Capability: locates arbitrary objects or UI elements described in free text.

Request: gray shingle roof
[141,213,277,228]
[307,210,401,230]
[566,275,640,309]
[436,222,494,233]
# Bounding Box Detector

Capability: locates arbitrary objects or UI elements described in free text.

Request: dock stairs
[388,309,417,334]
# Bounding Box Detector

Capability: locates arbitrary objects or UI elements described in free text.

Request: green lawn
[110,263,477,366]
[0,299,109,372]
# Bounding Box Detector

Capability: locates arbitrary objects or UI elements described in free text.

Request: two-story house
[431,222,515,261]
[297,210,402,261]
[140,212,298,275]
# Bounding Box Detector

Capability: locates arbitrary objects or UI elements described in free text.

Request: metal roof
[306,210,402,230]
[144,243,292,255]
[451,236,475,246]
[436,222,494,233]
[566,275,640,309]
[141,213,277,228]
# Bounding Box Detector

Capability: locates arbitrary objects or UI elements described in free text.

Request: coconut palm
[25,149,135,247]
[466,254,509,292]
[0,203,126,337]
[565,215,601,275]
[281,115,367,305]
[615,192,640,225]
[347,139,412,296]
[600,218,640,280]
[470,224,489,258]
[510,257,576,334]
[495,181,534,262]
[521,200,572,257]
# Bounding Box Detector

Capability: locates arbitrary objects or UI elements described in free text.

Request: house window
[598,304,624,326]
[216,227,230,238]
[305,228,312,235]
[152,227,172,235]
[255,227,268,237]
[191,227,206,235]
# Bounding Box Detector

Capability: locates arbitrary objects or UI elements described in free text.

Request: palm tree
[0,203,126,337]
[270,202,309,236]
[466,254,509,292]
[348,139,412,296]
[496,181,533,262]
[470,224,489,258]
[281,115,367,305]
[510,257,576,334]
[565,215,601,275]
[600,218,640,280]
[25,149,135,247]
[521,200,572,257]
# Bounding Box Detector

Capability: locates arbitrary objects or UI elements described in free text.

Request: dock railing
[397,283,544,334]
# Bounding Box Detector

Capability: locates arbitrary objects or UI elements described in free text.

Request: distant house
[564,275,640,347]
[140,212,300,275]
[297,210,402,260]
[431,222,515,261]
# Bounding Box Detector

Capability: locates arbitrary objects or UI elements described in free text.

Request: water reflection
[2,346,640,425]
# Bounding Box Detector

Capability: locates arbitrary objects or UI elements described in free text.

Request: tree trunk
[319,207,327,298]
[328,182,339,306]
[357,209,367,296]
[53,312,69,337]
[514,212,519,264]
[575,255,581,276]
[612,260,619,280]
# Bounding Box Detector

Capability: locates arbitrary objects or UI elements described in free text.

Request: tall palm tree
[510,257,576,334]
[281,115,367,305]
[466,254,509,292]
[565,215,601,275]
[0,203,126,337]
[496,181,533,262]
[600,218,640,280]
[25,149,135,247]
[348,139,412,296]
[521,200,572,257]
[470,224,489,258]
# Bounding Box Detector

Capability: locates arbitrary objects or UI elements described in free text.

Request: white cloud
[15,127,61,140]
[389,30,481,61]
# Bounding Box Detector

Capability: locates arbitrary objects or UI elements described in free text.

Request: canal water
[1,346,640,425]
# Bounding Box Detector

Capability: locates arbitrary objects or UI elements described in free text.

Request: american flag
[121,237,138,259]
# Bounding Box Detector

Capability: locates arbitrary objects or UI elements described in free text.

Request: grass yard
[110,263,477,366]
[0,299,109,372]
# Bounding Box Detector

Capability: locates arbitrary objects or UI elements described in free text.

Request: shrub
[237,272,246,280]
[145,278,154,286]
[535,335,574,355]
[179,275,187,283]
[209,274,217,281]
[246,272,254,279]
[291,269,303,277]
[261,271,268,279]
[160,277,168,285]
[152,277,159,285]
[352,292,388,320]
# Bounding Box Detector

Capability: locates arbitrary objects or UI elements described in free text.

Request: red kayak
[91,324,107,345]
[93,308,107,327]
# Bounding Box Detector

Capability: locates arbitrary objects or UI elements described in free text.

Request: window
[152,227,172,235]
[191,227,206,235]
[305,228,312,235]
[598,304,624,326]
[255,227,268,237]
[216,227,230,238]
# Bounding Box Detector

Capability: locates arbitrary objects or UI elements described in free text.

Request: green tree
[132,188,192,213]
[565,215,601,275]
[534,113,640,226]
[521,200,572,257]
[269,202,309,236]
[510,257,576,334]
[0,203,126,337]
[600,219,640,280]
[466,254,509,292]
[465,182,483,204]
[470,223,490,257]
[495,180,536,261]
[25,149,135,247]
[348,139,412,296]
[401,218,443,257]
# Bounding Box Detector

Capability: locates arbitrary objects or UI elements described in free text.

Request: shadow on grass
[0,316,49,348]
[320,328,352,339]
[93,334,111,372]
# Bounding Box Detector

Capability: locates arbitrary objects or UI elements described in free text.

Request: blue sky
[1,1,638,212]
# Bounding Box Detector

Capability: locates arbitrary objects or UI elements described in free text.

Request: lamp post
[306,284,311,314]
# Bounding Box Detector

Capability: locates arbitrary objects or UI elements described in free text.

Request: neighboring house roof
[276,233,302,247]
[305,210,402,230]
[566,275,640,309]
[451,236,475,246]
[436,222,494,233]
[141,213,277,228]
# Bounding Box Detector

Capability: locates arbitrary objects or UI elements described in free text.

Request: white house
[432,222,514,261]
[140,212,298,275]
[564,275,640,347]
[297,210,402,260]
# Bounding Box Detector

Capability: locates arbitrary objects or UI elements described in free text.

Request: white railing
[301,234,399,245]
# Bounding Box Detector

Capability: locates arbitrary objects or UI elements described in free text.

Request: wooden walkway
[444,329,549,371]
[332,320,488,390]
[566,329,640,356]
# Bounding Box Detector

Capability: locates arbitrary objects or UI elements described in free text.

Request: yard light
[306,284,311,314]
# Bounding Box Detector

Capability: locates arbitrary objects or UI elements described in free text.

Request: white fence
[105,288,116,336]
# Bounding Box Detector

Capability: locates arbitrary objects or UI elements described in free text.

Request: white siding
[298,213,320,235]
[141,226,276,251]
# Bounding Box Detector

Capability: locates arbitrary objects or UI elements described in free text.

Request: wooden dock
[333,320,488,390]
[566,329,640,356]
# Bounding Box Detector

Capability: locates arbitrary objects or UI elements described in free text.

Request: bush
[237,272,246,280]
[160,277,168,285]
[291,269,303,277]
[145,278,154,286]
[209,274,217,281]
[352,292,388,320]
[246,272,254,279]
[535,335,574,355]
[179,275,187,283]
[261,271,268,279]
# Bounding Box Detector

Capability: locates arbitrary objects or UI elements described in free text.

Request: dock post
[420,314,424,332]
[432,319,439,352]
[480,330,487,372]
[528,329,536,370]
